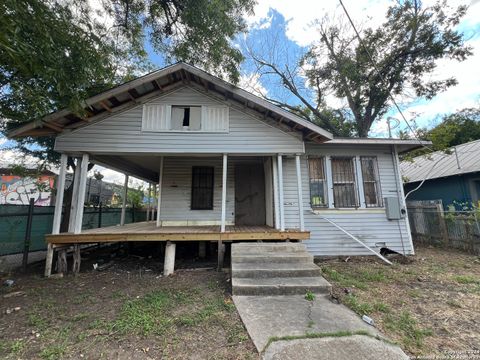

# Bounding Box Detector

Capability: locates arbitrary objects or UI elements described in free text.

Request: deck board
[46,221,310,244]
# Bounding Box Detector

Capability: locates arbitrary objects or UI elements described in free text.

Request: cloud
[238,72,269,97]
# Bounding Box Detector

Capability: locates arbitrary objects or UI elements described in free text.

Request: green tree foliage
[250,0,471,137]
[0,0,254,164]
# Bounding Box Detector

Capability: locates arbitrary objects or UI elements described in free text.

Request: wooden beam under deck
[46,223,310,244]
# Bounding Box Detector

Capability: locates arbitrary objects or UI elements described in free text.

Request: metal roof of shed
[400,139,480,183]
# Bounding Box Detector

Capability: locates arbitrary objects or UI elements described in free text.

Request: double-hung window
[308,157,328,208]
[360,156,383,207]
[331,157,359,208]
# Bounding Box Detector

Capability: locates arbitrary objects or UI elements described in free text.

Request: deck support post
[198,242,206,259]
[120,174,129,226]
[72,244,81,274]
[163,241,176,276]
[74,154,89,234]
[277,154,285,231]
[156,157,164,227]
[46,153,67,277]
[272,156,280,230]
[146,183,151,221]
[295,155,305,231]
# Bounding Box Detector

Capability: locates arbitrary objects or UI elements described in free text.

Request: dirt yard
[0,246,257,360]
[317,245,480,358]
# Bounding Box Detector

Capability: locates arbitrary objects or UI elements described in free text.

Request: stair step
[232,243,306,253]
[231,254,313,264]
[232,276,332,296]
[232,262,322,278]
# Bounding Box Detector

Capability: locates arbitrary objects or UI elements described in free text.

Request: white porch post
[220,154,228,232]
[146,183,151,221]
[277,154,285,231]
[52,154,67,234]
[120,174,129,226]
[272,156,280,230]
[68,157,81,232]
[151,185,157,221]
[45,153,67,277]
[74,153,89,234]
[156,156,164,227]
[295,155,305,231]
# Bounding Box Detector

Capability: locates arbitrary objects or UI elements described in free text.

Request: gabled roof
[8,62,332,142]
[400,139,480,183]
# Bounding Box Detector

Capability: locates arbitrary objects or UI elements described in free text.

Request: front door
[235,163,266,226]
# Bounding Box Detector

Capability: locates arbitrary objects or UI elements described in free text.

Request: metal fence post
[98,202,102,228]
[22,198,35,272]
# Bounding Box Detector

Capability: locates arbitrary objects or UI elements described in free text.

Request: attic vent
[142,104,229,133]
[142,104,171,131]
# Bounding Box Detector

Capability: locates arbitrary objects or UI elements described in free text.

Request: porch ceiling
[90,154,269,183]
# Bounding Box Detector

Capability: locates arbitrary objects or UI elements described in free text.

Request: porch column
[146,183,151,221]
[151,185,157,221]
[295,155,305,231]
[74,153,89,234]
[68,157,81,232]
[272,156,280,230]
[221,154,228,232]
[277,154,285,231]
[164,241,176,276]
[45,153,67,277]
[120,174,129,226]
[156,156,164,227]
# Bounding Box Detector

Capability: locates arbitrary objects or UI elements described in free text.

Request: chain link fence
[407,200,480,255]
[0,204,147,272]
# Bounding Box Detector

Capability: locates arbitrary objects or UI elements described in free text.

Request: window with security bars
[360,156,383,207]
[331,157,359,208]
[191,167,214,210]
[308,157,328,207]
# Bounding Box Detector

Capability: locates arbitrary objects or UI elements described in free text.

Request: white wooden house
[8,63,427,275]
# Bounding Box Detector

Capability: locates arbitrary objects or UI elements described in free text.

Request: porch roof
[7,63,332,143]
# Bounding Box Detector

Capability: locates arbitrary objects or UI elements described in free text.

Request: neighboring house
[65,173,115,206]
[8,62,426,259]
[0,168,56,206]
[401,139,480,209]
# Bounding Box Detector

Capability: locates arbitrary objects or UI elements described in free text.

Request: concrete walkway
[233,294,408,359]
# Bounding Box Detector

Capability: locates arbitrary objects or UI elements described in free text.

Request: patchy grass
[0,256,256,359]
[318,246,480,357]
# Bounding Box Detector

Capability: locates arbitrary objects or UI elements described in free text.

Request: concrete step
[231,253,314,264]
[232,243,306,253]
[232,262,322,278]
[232,276,332,296]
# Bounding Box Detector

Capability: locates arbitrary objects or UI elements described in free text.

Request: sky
[1,0,479,185]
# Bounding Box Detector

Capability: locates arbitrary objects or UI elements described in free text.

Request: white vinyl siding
[55,86,303,154]
[284,143,413,256]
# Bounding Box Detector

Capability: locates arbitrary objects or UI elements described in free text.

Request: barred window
[308,157,327,207]
[191,167,214,210]
[331,157,359,208]
[360,156,383,207]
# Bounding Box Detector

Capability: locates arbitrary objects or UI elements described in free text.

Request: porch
[46,221,310,244]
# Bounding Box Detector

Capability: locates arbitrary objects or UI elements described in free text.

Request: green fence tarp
[0,205,147,256]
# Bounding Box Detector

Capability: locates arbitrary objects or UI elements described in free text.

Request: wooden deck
[46,221,310,244]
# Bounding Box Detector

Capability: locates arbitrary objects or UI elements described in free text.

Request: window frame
[360,156,383,208]
[170,105,202,131]
[190,166,214,210]
[308,156,328,208]
[330,156,360,209]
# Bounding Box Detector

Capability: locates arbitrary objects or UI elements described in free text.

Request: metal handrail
[319,216,393,265]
